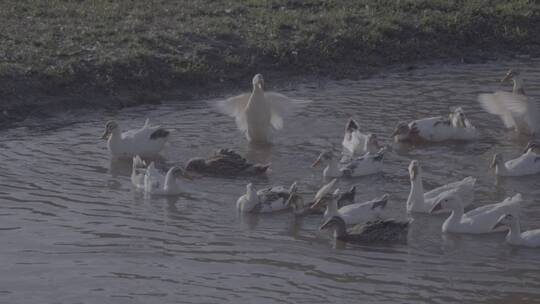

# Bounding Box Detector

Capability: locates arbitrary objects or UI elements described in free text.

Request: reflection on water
[1,60,540,303]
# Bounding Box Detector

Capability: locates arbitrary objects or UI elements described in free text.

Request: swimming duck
[342,119,381,159]
[431,192,522,234]
[392,107,479,142]
[320,216,409,244]
[236,181,299,213]
[490,151,540,177]
[312,147,385,178]
[217,74,308,144]
[313,192,389,225]
[522,141,540,154]
[185,149,270,176]
[291,184,356,216]
[493,214,540,248]
[478,69,539,136]
[142,162,192,196]
[102,119,170,158]
[407,160,475,213]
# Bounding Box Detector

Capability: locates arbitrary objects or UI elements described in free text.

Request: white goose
[342,119,381,158]
[217,74,308,143]
[392,107,479,142]
[141,162,192,196]
[431,192,522,234]
[478,69,539,136]
[490,150,540,177]
[493,214,540,248]
[236,182,299,213]
[102,119,170,158]
[407,160,475,213]
[313,192,389,225]
[312,147,385,178]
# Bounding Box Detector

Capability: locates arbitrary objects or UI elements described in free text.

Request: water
[1,61,540,304]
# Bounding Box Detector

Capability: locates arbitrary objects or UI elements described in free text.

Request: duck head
[102,121,119,140]
[492,214,514,231]
[365,133,381,152]
[408,160,421,181]
[171,166,192,180]
[450,107,467,128]
[522,141,540,154]
[391,122,410,140]
[312,150,334,167]
[490,153,503,169]
[501,69,520,84]
[501,69,525,95]
[252,74,265,90]
[319,216,347,238]
[185,157,207,172]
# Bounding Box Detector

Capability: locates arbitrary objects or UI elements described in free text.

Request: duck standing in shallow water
[236,182,300,213]
[493,214,540,248]
[185,149,270,176]
[102,119,170,158]
[320,216,409,244]
[217,74,309,144]
[406,160,475,213]
[478,69,539,136]
[431,192,521,234]
[490,150,540,177]
[392,107,479,142]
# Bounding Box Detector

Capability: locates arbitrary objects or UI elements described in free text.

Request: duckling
[320,216,409,244]
[102,119,170,158]
[185,149,270,176]
[493,214,540,248]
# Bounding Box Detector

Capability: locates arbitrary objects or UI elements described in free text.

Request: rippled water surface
[2,61,540,304]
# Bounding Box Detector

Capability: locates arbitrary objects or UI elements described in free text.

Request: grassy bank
[1,0,539,122]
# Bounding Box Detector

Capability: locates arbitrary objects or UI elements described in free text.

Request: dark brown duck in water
[185,149,270,176]
[320,216,409,243]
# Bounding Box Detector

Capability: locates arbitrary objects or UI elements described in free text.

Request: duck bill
[430,202,443,214]
[501,74,512,84]
[492,221,506,231]
[101,130,111,140]
[311,158,322,168]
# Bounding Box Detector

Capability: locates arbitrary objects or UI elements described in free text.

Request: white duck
[217,74,308,144]
[407,160,475,213]
[493,214,540,248]
[236,182,299,213]
[392,107,479,142]
[102,119,170,158]
[342,119,381,158]
[490,150,540,177]
[431,192,522,234]
[478,69,539,136]
[313,192,389,225]
[142,162,192,196]
[312,147,385,178]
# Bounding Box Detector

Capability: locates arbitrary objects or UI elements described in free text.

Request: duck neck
[443,206,464,230]
[506,218,523,245]
[513,77,525,95]
[333,220,348,239]
[407,173,425,210]
[324,159,341,178]
[325,199,339,218]
[494,161,508,176]
[109,128,122,144]
[164,169,180,192]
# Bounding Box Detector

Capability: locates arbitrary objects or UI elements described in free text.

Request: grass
[1,0,539,120]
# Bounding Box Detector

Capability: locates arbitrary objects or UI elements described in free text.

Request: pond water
[1,60,540,304]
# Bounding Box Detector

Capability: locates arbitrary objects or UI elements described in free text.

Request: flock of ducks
[101,70,540,248]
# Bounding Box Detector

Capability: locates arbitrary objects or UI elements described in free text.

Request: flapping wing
[478,91,539,133]
[216,93,251,132]
[265,92,311,130]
